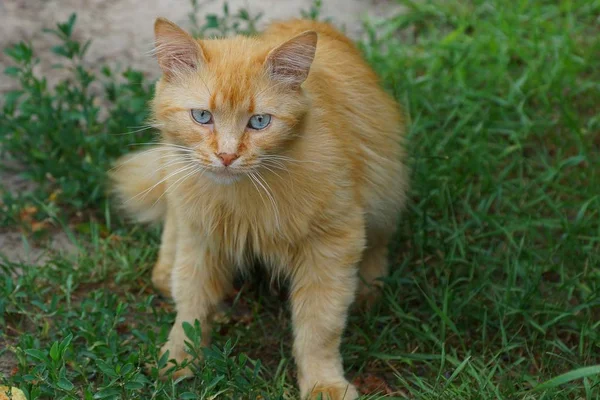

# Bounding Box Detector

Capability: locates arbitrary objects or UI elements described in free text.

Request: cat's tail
[108,148,167,223]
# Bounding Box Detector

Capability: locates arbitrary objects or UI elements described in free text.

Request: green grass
[1,0,600,398]
[0,14,155,228]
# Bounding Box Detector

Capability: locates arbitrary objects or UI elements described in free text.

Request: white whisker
[252,171,280,229]
[248,172,269,215]
[152,165,203,207]
[110,124,161,137]
[127,164,196,203]
[260,164,285,180]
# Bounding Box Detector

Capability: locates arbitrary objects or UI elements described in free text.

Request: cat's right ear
[153,18,206,78]
[265,31,318,89]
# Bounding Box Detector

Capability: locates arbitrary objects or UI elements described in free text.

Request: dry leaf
[0,386,27,400]
[19,205,38,222]
[353,373,394,395]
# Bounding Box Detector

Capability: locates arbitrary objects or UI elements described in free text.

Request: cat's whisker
[158,152,196,163]
[257,162,295,188]
[153,165,204,208]
[108,146,176,172]
[247,172,269,217]
[260,164,285,180]
[155,159,196,174]
[263,155,319,165]
[196,74,212,98]
[127,163,196,204]
[157,156,188,165]
[123,145,167,154]
[159,153,194,163]
[110,124,161,137]
[252,171,281,228]
[259,156,320,175]
[112,147,195,174]
[260,159,291,173]
[134,166,191,201]
[262,157,287,165]
[140,159,193,181]
[130,142,195,152]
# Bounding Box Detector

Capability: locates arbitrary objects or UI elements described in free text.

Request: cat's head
[151,18,317,184]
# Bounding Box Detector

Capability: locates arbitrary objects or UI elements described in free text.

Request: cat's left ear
[154,18,206,78]
[265,31,317,89]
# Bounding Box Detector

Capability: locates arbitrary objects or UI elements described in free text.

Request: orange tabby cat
[111,17,407,400]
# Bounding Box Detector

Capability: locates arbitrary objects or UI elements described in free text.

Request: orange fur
[110,17,408,400]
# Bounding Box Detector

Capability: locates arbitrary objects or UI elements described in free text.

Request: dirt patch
[0,155,77,265]
[0,337,17,381]
[0,229,77,266]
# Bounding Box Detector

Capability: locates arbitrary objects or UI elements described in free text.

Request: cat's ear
[154,18,206,77]
[265,31,317,89]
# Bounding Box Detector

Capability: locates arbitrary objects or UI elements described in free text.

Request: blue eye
[191,109,213,124]
[248,114,271,130]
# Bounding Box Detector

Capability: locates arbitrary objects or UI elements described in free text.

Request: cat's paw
[161,364,194,380]
[355,284,382,309]
[303,381,359,400]
[146,360,194,381]
[155,341,195,379]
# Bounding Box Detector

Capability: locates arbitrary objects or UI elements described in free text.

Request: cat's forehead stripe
[209,75,256,113]
[209,91,216,111]
[248,96,255,114]
[201,40,265,112]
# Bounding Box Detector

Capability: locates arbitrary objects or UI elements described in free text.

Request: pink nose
[217,153,239,167]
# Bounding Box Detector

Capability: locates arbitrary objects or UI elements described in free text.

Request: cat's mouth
[204,166,245,184]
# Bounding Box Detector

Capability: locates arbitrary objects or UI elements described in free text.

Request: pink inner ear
[156,41,199,72]
[154,19,204,77]
[266,31,318,88]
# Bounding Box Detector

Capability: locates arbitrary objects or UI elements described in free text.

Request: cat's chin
[205,169,244,185]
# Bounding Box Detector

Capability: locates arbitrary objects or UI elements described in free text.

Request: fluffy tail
[109,148,167,223]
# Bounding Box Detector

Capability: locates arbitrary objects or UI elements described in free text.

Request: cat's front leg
[290,216,365,400]
[158,222,232,379]
[151,205,178,297]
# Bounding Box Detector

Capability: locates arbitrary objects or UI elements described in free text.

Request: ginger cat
[110,17,407,400]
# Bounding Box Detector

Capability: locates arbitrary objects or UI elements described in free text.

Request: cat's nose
[217,153,239,167]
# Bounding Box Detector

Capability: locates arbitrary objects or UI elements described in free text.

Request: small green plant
[0,227,287,399]
[0,14,155,224]
[188,0,263,38]
[300,0,329,22]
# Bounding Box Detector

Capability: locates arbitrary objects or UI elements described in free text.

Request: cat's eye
[248,114,271,130]
[191,109,213,124]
